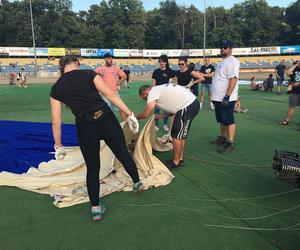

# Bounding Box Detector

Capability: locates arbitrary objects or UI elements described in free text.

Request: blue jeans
[154,107,168,126]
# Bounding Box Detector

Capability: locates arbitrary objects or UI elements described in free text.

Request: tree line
[0,0,299,49]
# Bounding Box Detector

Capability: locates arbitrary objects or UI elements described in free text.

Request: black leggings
[76,113,140,206]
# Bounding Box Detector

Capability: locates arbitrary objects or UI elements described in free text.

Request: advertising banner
[80,48,98,57]
[249,46,280,55]
[97,49,114,57]
[48,48,66,56]
[0,47,10,56]
[280,46,300,54]
[113,49,130,57]
[128,49,143,57]
[35,48,49,56]
[0,47,32,56]
[65,48,81,56]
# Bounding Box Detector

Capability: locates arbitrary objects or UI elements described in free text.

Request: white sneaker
[210,102,215,110]
[200,102,203,110]
[155,126,159,132]
[163,125,169,132]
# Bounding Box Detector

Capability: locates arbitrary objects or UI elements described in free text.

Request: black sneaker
[210,136,227,146]
[219,142,235,153]
[165,160,182,169]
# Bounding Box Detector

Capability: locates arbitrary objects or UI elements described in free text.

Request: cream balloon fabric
[0,118,174,208]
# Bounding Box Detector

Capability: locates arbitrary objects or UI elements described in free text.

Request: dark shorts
[171,99,200,140]
[213,101,236,126]
[277,78,284,86]
[289,94,300,107]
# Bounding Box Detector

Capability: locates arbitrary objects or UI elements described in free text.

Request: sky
[72,0,295,12]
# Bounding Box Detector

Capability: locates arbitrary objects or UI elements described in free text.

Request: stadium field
[0,82,299,250]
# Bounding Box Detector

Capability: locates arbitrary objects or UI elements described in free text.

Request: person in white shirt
[137,83,202,169]
[211,40,240,153]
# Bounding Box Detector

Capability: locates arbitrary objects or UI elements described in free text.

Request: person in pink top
[95,53,127,120]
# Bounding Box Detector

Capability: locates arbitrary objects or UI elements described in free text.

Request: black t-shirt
[176,68,193,86]
[50,70,107,116]
[275,64,286,79]
[123,69,130,81]
[152,68,176,85]
[200,64,215,84]
[291,67,300,94]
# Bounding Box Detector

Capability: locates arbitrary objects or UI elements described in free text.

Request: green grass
[0,82,299,250]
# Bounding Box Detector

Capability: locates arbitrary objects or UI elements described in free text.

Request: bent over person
[137,84,200,169]
[50,56,143,221]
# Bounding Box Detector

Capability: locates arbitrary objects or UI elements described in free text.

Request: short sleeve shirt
[212,56,240,102]
[176,68,193,86]
[95,65,126,93]
[152,68,176,85]
[147,84,196,114]
[50,70,107,116]
[200,64,215,84]
[275,64,286,79]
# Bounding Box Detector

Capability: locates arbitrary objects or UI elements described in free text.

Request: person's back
[51,70,107,115]
[149,84,196,114]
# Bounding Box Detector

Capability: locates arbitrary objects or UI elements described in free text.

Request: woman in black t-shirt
[50,56,143,221]
[175,57,204,87]
[152,55,176,131]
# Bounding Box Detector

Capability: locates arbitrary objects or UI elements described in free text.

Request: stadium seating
[0,56,299,74]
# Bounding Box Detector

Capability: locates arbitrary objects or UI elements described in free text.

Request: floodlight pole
[29,0,38,76]
[203,0,207,59]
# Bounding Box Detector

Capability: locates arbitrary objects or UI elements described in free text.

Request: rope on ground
[169,189,299,202]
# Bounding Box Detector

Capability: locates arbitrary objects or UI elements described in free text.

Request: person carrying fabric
[50,56,143,221]
[137,83,201,169]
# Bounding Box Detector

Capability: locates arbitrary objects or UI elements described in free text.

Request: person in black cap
[211,40,240,153]
[50,56,143,221]
[95,53,127,121]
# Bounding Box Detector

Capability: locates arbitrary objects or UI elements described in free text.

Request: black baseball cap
[220,40,234,49]
[103,52,114,58]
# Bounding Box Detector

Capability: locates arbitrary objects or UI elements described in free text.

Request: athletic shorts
[101,93,120,112]
[289,94,300,107]
[277,78,284,86]
[213,101,236,126]
[171,99,200,140]
[201,84,212,94]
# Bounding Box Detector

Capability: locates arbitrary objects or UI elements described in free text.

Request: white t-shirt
[147,84,196,114]
[212,56,240,102]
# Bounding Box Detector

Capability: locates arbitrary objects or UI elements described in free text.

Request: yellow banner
[48,48,66,56]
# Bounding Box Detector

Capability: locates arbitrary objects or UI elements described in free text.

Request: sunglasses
[221,46,230,50]
[178,63,185,66]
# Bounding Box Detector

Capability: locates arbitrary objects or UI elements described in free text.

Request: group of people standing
[49,40,240,221]
[151,53,216,132]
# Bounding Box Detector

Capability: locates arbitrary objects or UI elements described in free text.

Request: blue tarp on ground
[0,120,78,174]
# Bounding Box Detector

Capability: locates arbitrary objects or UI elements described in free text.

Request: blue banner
[280,46,300,54]
[97,49,114,57]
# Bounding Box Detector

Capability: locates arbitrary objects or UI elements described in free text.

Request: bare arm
[93,75,131,116]
[202,71,215,78]
[226,77,238,96]
[287,63,299,76]
[191,71,205,82]
[152,79,157,86]
[275,68,279,78]
[136,101,156,120]
[117,75,126,87]
[50,97,62,147]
